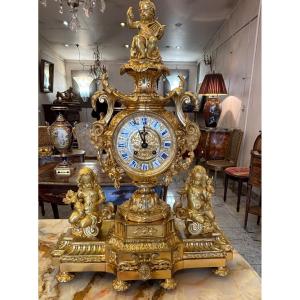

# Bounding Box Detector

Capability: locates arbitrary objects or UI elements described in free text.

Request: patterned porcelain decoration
[49,113,73,154]
[203,97,222,127]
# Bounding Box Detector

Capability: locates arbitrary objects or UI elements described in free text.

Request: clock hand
[143,125,149,138]
[133,117,145,143]
[141,125,148,148]
[138,129,145,143]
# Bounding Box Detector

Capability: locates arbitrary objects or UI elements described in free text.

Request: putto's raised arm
[127,7,139,29]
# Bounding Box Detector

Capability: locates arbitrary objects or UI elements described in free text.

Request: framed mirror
[40,59,54,93]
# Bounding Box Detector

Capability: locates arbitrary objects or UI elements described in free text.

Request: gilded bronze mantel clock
[52,0,233,292]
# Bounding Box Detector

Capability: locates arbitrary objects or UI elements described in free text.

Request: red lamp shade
[199,73,227,96]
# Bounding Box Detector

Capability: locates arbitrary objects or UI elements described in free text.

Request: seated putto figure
[127,0,165,60]
[63,167,108,238]
[174,165,217,235]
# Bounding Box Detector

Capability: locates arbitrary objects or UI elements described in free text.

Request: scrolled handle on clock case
[174,91,197,127]
[91,91,117,126]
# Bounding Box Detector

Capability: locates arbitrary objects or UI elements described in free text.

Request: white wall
[242,13,261,166]
[64,60,198,123]
[38,37,67,124]
[199,0,261,166]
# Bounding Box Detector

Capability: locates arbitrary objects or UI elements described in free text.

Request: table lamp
[199,72,227,127]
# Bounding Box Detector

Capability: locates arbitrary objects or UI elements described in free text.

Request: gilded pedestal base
[52,215,233,291]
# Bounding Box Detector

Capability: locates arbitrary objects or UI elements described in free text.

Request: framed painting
[40,59,54,93]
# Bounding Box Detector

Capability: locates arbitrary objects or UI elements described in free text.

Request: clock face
[113,112,176,177]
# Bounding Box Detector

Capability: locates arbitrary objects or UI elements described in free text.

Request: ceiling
[39,0,239,62]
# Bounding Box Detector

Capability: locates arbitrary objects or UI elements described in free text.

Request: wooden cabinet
[43,104,81,126]
[244,133,262,229]
[195,128,232,161]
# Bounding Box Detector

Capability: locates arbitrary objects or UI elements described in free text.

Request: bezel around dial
[112,111,177,178]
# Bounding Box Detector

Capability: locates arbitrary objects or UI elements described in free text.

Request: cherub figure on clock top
[127,0,165,60]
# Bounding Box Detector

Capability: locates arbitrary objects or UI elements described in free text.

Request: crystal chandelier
[75,43,106,79]
[40,0,106,32]
[72,44,106,100]
[90,45,106,81]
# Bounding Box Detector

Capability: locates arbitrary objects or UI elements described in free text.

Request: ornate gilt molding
[61,255,106,263]
[53,0,233,292]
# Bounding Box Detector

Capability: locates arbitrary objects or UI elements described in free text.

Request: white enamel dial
[113,112,176,176]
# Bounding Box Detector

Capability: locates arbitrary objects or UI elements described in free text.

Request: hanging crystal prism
[83,0,93,17]
[100,0,106,13]
[69,11,80,31]
[59,0,63,14]
[40,0,47,7]
[41,0,107,31]
[83,0,89,15]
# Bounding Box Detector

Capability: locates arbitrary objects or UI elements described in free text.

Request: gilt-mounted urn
[49,107,73,175]
[49,107,73,154]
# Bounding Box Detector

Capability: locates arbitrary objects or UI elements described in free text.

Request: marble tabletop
[39,220,261,300]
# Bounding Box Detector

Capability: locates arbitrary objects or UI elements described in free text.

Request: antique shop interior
[38,0,261,297]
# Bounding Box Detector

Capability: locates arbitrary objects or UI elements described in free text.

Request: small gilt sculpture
[175,166,221,236]
[63,167,114,239]
[127,0,165,60]
[174,166,232,257]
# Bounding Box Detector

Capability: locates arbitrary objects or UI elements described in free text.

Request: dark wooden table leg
[39,200,45,216]
[50,203,60,219]
[237,179,243,212]
[223,174,229,202]
[257,193,261,225]
[244,184,252,229]
[257,216,261,225]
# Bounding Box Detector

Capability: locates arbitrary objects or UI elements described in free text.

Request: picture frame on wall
[40,59,54,93]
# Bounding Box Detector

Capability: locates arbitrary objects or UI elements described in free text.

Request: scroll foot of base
[213,266,229,277]
[56,272,75,283]
[160,278,177,290]
[112,279,130,292]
